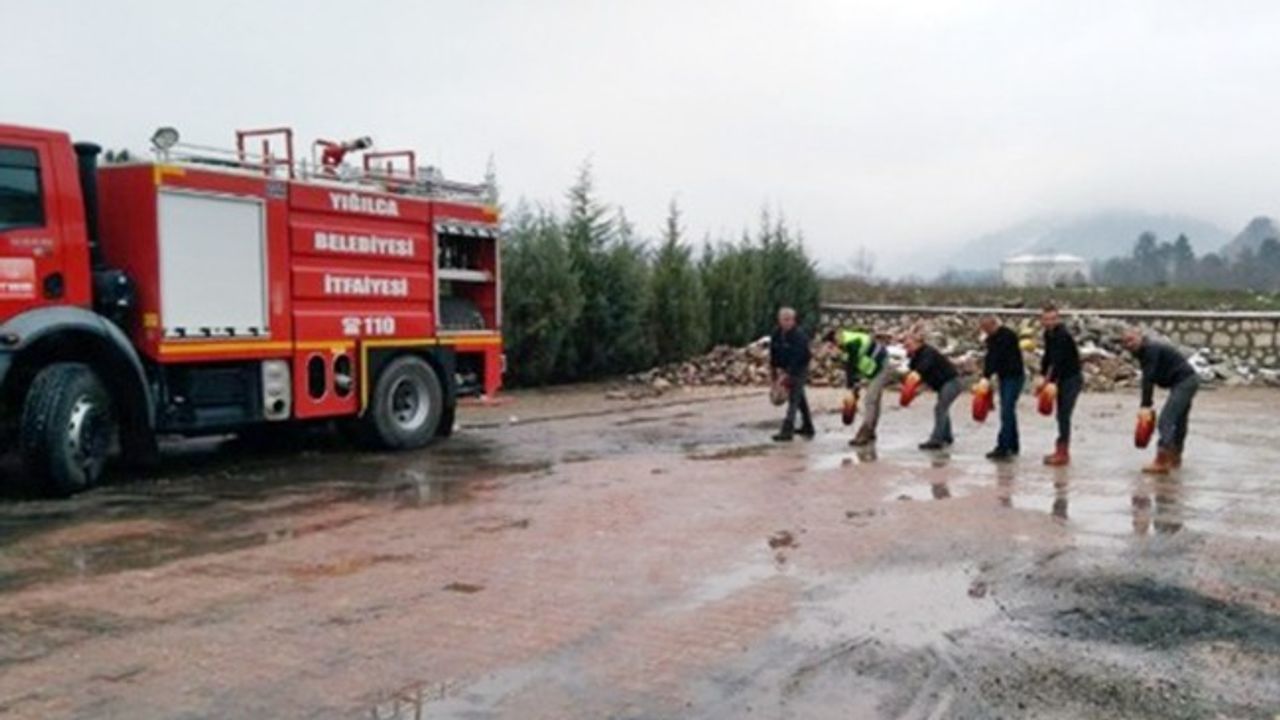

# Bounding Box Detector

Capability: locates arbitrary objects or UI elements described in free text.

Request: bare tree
[844,245,877,280]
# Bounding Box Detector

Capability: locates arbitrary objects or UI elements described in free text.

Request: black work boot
[797,423,816,439]
[773,427,795,442]
[985,447,1014,462]
[849,424,876,447]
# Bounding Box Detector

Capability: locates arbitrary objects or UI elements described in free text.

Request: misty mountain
[937,210,1233,274]
[1221,216,1280,261]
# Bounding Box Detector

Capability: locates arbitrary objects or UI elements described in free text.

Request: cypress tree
[561,162,614,379]
[650,200,709,363]
[501,204,584,385]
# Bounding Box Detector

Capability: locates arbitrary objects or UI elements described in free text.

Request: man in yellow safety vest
[823,329,890,447]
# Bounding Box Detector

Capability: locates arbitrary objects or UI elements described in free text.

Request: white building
[1000,253,1091,288]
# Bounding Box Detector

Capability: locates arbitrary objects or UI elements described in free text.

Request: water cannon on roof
[315,136,373,174]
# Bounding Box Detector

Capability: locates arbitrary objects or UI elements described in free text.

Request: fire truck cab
[0,123,502,495]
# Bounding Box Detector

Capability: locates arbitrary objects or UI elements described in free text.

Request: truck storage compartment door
[287,194,434,420]
[157,190,268,339]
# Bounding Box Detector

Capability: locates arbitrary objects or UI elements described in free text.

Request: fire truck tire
[19,363,115,496]
[364,356,443,449]
[436,404,456,437]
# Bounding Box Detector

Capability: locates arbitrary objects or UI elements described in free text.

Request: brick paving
[0,388,1278,719]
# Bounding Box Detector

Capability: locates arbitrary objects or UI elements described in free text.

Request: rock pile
[619,312,1279,396]
[622,338,845,394]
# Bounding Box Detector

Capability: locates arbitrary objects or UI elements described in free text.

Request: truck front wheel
[20,363,116,496]
[363,356,443,450]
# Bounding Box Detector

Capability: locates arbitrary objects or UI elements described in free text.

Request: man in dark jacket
[1039,303,1082,466]
[904,333,961,450]
[1121,328,1199,474]
[769,307,814,441]
[979,315,1025,461]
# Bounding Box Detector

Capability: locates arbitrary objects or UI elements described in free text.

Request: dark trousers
[1055,374,1083,444]
[996,375,1024,452]
[929,377,963,444]
[783,372,813,431]
[1158,375,1198,452]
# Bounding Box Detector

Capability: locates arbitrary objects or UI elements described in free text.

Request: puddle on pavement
[0,432,554,591]
[0,397,798,592]
[808,450,880,471]
[0,605,157,669]
[613,414,665,427]
[674,559,786,610]
[996,468,1280,545]
[685,556,1280,720]
[855,449,1278,548]
[881,463,980,502]
[687,443,774,462]
[368,682,459,720]
[613,410,698,428]
[879,478,962,503]
[785,565,999,649]
[367,662,554,720]
[681,564,1010,719]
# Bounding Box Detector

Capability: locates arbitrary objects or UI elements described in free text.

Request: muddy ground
[0,385,1277,719]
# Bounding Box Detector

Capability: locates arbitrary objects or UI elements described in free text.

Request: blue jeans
[1157,375,1198,451]
[1055,374,1083,444]
[928,378,963,445]
[997,375,1024,452]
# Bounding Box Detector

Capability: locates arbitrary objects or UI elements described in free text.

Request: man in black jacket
[905,333,961,450]
[769,307,814,441]
[979,315,1025,461]
[1039,304,1082,466]
[1121,328,1199,474]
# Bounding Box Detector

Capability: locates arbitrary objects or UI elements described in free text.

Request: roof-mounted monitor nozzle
[316,136,373,172]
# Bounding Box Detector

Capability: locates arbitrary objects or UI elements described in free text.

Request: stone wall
[821,303,1280,370]
[1144,315,1280,368]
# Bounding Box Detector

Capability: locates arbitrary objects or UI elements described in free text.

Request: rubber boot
[1043,441,1070,467]
[849,424,876,447]
[1142,448,1174,475]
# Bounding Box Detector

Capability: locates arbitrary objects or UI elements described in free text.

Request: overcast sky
[5,0,1280,272]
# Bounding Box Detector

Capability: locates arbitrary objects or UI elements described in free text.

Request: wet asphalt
[0,387,1277,719]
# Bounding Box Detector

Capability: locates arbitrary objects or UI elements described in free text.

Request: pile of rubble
[617,313,1279,397]
[622,340,847,395]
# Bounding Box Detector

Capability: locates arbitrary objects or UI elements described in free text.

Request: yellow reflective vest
[838,330,882,380]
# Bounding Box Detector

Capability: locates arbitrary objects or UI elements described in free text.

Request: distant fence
[820,303,1280,366]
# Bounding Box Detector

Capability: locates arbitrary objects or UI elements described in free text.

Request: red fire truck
[0,123,503,495]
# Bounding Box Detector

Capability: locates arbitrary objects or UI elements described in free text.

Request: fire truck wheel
[20,363,116,496]
[365,355,443,449]
[436,404,456,438]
